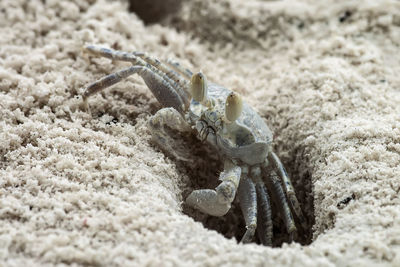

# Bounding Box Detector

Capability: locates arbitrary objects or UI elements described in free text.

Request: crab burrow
[81,45,306,246]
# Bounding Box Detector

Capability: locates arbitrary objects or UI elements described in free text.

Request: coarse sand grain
[1,0,400,266]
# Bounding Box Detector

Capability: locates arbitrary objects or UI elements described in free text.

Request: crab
[81,45,306,246]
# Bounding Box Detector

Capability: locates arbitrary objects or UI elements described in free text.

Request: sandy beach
[1,0,400,265]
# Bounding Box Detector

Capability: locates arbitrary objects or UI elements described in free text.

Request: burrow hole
[171,132,315,247]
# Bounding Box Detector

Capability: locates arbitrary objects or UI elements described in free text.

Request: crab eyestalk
[225,92,243,123]
[190,72,208,105]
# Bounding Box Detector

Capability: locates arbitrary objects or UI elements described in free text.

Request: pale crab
[81,45,306,246]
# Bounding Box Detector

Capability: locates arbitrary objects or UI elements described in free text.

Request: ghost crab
[82,45,306,245]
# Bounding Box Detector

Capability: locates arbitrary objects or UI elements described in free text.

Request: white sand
[1,0,400,265]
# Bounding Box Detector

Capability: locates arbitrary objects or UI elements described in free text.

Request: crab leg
[131,51,191,93]
[84,45,190,108]
[255,181,273,246]
[250,167,273,246]
[237,175,257,243]
[265,171,297,239]
[186,160,241,217]
[83,65,186,113]
[83,66,141,99]
[269,152,306,229]
[164,59,193,79]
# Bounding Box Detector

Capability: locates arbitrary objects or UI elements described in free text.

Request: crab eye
[225,92,243,123]
[190,72,208,103]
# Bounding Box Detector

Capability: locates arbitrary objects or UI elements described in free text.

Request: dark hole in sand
[170,130,315,247]
[127,0,182,25]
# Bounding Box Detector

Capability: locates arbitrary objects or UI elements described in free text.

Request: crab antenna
[225,92,243,123]
[190,72,208,104]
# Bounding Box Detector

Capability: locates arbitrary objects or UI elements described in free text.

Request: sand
[1,0,400,266]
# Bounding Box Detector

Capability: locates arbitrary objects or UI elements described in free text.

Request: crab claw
[190,72,208,104]
[186,162,241,217]
[225,91,243,122]
[186,189,231,217]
